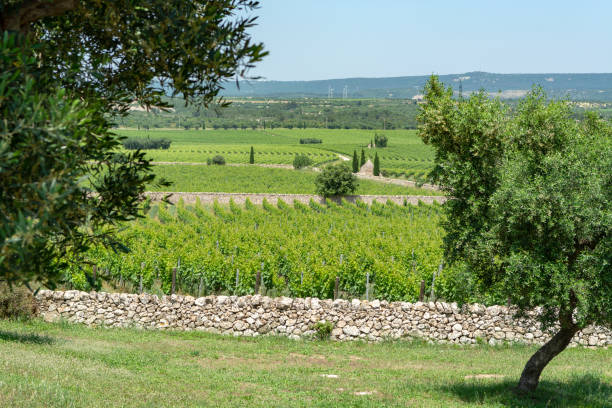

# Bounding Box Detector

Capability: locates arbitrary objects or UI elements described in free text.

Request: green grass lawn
[0,319,609,407]
[149,165,442,195]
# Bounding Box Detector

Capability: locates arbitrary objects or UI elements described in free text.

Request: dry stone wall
[144,192,446,206]
[35,291,611,347]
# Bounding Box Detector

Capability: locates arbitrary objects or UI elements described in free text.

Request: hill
[222,72,612,101]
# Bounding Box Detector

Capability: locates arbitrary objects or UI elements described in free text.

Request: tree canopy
[418,76,611,392]
[0,0,265,288]
[315,163,358,197]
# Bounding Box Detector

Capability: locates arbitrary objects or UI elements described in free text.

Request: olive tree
[418,76,611,393]
[0,0,266,288]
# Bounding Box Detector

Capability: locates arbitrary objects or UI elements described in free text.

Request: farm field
[147,165,442,195]
[116,128,436,181]
[69,200,457,303]
[266,128,436,179]
[143,144,336,166]
[0,319,609,408]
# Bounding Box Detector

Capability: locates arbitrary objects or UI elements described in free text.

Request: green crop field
[116,129,435,181]
[147,165,442,195]
[264,128,436,179]
[0,319,609,408]
[67,200,459,302]
[144,145,335,165]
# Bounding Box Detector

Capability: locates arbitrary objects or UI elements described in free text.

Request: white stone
[278,297,293,309]
[343,326,360,336]
[486,305,501,316]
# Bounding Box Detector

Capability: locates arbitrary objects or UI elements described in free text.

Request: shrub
[293,154,313,169]
[374,133,388,147]
[352,150,359,172]
[122,137,171,150]
[211,155,226,165]
[360,149,366,167]
[299,138,322,144]
[0,283,37,320]
[313,321,333,340]
[249,146,255,164]
[373,152,380,176]
[315,163,358,197]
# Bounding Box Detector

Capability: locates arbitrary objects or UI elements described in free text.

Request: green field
[266,128,435,179]
[148,165,442,195]
[69,200,456,302]
[117,129,435,181]
[144,144,336,166]
[0,319,609,407]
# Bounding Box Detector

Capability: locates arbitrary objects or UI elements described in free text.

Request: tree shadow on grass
[441,374,612,408]
[0,330,55,345]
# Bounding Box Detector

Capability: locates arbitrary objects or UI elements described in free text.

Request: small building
[359,159,374,176]
[411,94,425,104]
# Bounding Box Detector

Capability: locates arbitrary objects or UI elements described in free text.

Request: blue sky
[246,0,611,81]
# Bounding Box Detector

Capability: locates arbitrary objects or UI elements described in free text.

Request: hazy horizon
[246,70,612,83]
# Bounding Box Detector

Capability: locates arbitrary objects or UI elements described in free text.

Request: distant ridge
[222,72,612,101]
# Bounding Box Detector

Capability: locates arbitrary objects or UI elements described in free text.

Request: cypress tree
[352,150,359,172]
[360,149,366,167]
[249,146,255,164]
[373,152,380,176]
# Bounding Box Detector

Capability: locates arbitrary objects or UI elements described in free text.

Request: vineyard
[68,200,465,303]
[141,144,337,165]
[147,165,442,195]
[116,128,436,181]
[265,129,435,180]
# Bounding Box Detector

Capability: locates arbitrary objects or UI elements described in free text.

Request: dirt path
[355,174,439,191]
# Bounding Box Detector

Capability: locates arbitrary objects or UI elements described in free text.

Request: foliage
[313,321,333,340]
[315,163,358,197]
[418,75,612,392]
[300,138,323,144]
[123,138,171,150]
[77,200,455,302]
[211,155,226,165]
[360,149,366,167]
[249,146,255,164]
[0,283,37,319]
[375,133,388,147]
[352,150,359,172]
[123,97,421,130]
[3,0,267,112]
[1,0,265,287]
[293,154,313,169]
[0,33,160,287]
[373,153,380,176]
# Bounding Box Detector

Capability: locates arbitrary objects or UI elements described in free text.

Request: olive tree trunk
[1,0,77,33]
[516,323,579,393]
